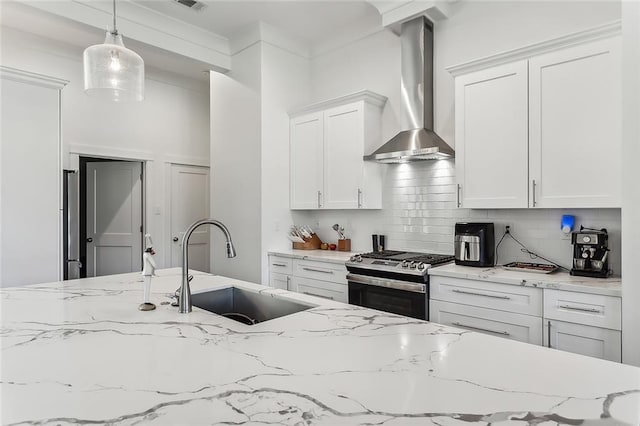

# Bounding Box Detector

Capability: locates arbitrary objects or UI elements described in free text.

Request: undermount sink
[191,287,314,325]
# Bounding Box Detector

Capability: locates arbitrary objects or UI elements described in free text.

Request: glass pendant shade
[83,32,144,102]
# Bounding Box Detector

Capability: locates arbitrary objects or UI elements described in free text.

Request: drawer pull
[559,304,601,314]
[272,263,288,267]
[452,322,510,336]
[302,267,334,274]
[452,289,511,300]
[302,291,334,300]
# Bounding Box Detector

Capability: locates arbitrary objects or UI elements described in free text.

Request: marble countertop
[2,268,639,425]
[429,263,622,297]
[268,249,355,264]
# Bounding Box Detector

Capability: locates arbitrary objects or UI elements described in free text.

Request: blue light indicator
[561,215,575,234]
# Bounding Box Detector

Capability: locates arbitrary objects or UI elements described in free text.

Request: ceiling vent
[173,0,206,11]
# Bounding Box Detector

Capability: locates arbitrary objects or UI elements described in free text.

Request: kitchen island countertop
[1,268,638,425]
[429,263,622,297]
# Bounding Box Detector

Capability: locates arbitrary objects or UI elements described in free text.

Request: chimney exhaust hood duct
[364,17,453,163]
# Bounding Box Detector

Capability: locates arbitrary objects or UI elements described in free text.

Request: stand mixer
[570,227,609,278]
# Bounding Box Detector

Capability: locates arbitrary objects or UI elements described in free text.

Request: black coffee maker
[570,227,609,278]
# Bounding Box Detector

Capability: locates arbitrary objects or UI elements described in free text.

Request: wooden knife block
[292,233,322,250]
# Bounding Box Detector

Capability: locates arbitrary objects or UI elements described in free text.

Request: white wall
[0,26,210,272]
[210,43,262,283]
[295,1,623,267]
[260,42,311,284]
[621,1,640,366]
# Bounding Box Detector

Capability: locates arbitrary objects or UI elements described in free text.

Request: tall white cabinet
[289,91,387,210]
[0,66,67,287]
[451,27,621,209]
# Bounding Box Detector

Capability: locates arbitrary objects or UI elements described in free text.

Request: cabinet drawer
[292,276,347,303]
[544,289,621,330]
[430,276,542,316]
[268,255,293,275]
[269,272,290,290]
[543,318,621,362]
[430,300,542,345]
[294,259,347,284]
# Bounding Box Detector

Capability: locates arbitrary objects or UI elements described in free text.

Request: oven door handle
[347,273,426,294]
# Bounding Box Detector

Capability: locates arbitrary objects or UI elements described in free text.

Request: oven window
[349,282,426,320]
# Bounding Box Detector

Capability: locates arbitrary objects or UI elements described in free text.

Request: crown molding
[229,22,311,58]
[15,0,231,72]
[0,65,69,89]
[289,90,388,116]
[447,20,622,77]
[368,0,452,33]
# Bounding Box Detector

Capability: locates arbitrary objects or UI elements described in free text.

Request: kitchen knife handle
[457,184,462,208]
[532,179,537,207]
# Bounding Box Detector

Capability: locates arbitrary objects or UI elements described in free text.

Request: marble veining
[1,269,638,425]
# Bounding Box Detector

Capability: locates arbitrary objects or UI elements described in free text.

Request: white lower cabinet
[268,254,348,303]
[269,272,290,291]
[543,319,621,362]
[431,300,542,345]
[429,275,622,362]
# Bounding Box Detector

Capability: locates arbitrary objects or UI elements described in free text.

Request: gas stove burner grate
[356,251,455,266]
[359,250,406,259]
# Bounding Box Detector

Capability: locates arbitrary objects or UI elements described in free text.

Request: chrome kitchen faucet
[178,219,236,313]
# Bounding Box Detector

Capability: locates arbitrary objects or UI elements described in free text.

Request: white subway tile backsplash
[292,159,621,275]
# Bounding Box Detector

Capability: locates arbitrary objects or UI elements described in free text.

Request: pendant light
[83,0,144,102]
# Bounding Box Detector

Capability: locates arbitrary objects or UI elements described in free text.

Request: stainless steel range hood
[364,17,453,163]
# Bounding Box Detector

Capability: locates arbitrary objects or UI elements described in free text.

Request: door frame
[163,161,211,269]
[67,145,152,277]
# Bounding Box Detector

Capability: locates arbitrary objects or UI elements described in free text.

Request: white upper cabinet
[290,112,324,209]
[290,91,386,210]
[450,25,621,209]
[529,37,621,208]
[455,61,529,208]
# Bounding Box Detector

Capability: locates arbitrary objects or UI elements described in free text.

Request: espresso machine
[570,227,609,278]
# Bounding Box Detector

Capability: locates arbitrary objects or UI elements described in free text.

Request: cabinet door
[323,102,364,209]
[431,300,542,345]
[544,319,621,362]
[455,61,529,208]
[290,112,323,209]
[269,272,290,290]
[529,38,621,208]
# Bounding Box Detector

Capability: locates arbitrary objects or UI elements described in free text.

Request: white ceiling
[134,0,380,42]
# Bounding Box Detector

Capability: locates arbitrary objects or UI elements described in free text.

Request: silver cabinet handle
[272,263,287,267]
[357,188,363,208]
[452,289,511,300]
[302,267,333,274]
[452,322,510,336]
[559,305,601,314]
[548,320,552,348]
[317,190,322,208]
[286,276,291,290]
[302,291,334,300]
[532,179,537,207]
[457,184,462,208]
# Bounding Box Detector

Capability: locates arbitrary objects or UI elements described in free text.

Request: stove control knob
[416,262,426,271]
[409,261,417,269]
[355,255,363,262]
[401,260,410,268]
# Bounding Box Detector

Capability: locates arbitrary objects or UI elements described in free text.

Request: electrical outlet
[560,230,571,241]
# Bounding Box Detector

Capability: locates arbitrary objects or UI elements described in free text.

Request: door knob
[86,237,93,243]
[173,237,179,242]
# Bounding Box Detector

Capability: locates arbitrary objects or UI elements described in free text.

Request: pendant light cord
[112,0,118,35]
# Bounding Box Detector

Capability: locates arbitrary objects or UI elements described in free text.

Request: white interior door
[170,164,210,272]
[86,161,142,277]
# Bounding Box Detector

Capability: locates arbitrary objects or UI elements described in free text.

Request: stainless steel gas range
[346,250,454,320]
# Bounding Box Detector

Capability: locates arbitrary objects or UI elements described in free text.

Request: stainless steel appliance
[570,227,609,278]
[454,223,495,267]
[346,250,454,320]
